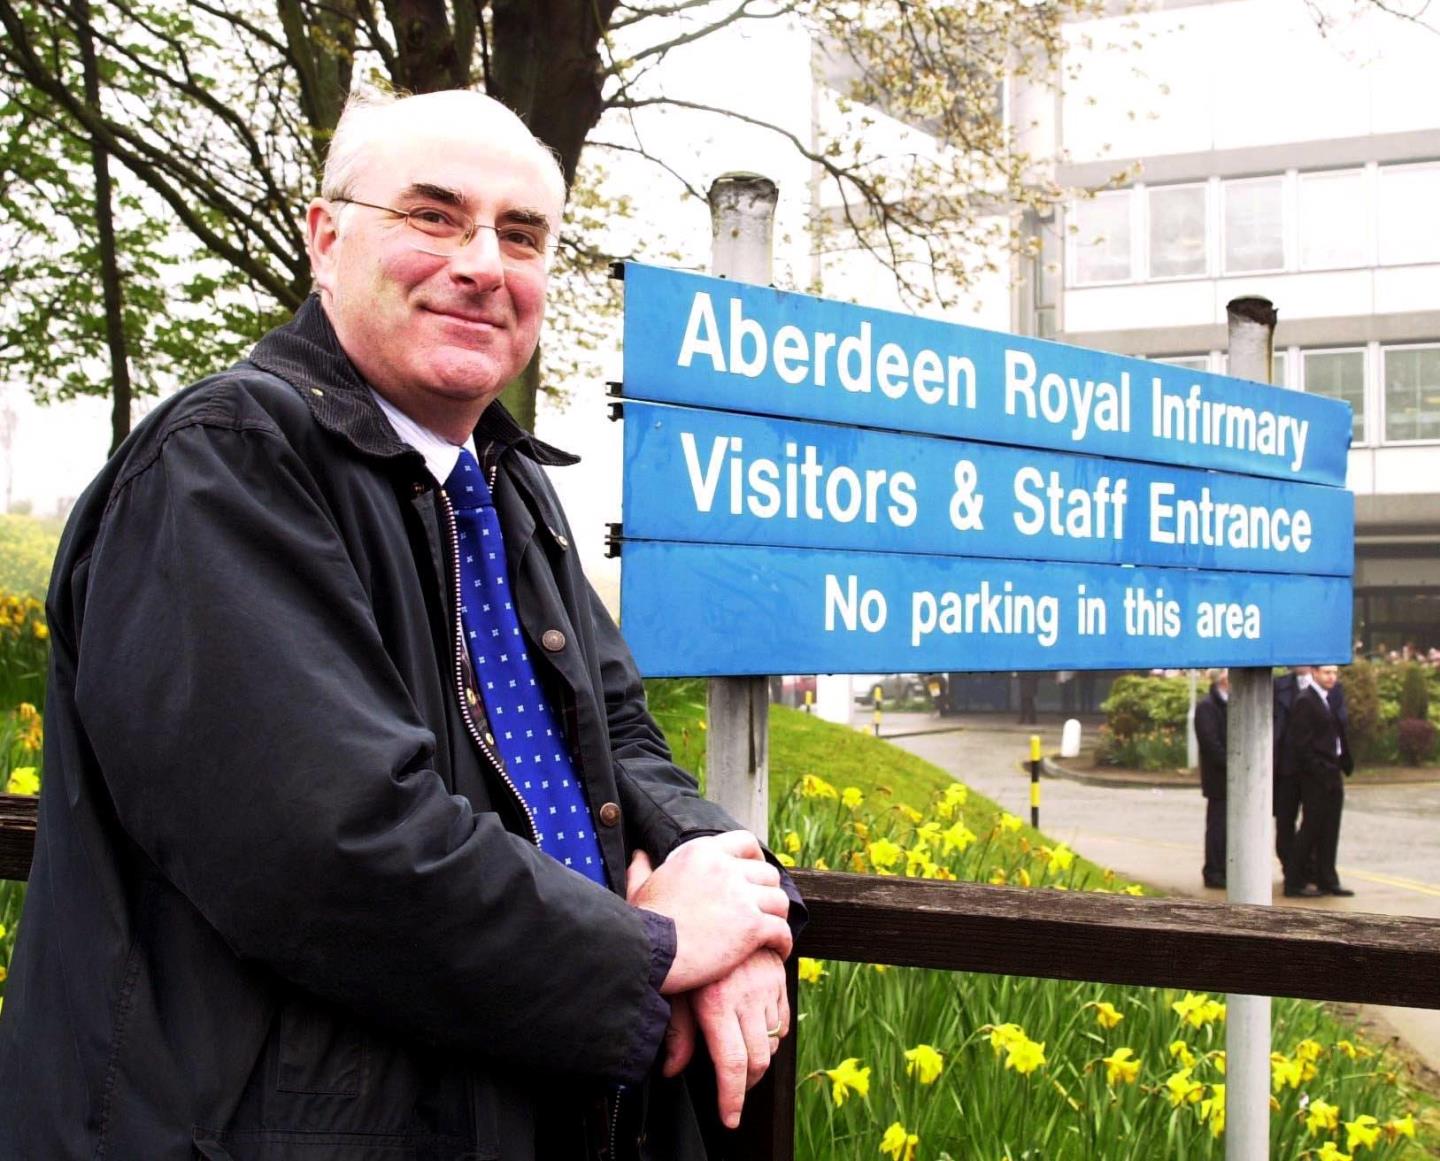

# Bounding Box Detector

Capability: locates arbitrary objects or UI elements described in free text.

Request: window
[1223,177,1284,273]
[1384,345,1440,442]
[1378,164,1440,265]
[1148,185,1207,278]
[1071,191,1132,284]
[1303,349,1365,442]
[1298,170,1366,269]
[1155,355,1210,372]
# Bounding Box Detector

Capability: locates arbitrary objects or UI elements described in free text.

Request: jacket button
[598,802,621,827]
[552,529,569,550]
[541,629,566,652]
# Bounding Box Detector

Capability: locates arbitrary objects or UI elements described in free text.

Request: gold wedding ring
[766,1023,784,1038]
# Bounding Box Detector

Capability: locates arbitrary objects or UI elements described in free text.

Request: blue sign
[620,262,1352,488]
[620,541,1353,676]
[622,402,1354,577]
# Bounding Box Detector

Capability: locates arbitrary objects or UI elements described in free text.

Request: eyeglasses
[330,197,551,262]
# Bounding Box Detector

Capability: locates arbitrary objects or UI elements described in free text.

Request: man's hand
[663,950,789,1129]
[627,833,792,994]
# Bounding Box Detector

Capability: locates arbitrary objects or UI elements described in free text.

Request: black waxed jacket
[0,298,754,1160]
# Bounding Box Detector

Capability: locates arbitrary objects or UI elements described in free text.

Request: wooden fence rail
[4,799,1440,1160]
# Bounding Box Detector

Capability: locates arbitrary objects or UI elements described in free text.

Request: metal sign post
[1225,297,1279,1161]
[703,174,777,842]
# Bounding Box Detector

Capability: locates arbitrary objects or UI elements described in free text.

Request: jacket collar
[248,295,579,469]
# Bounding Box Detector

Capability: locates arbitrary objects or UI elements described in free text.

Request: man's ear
[306,199,340,295]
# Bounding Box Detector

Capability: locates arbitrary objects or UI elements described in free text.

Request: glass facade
[1072,191,1131,284]
[1223,177,1285,273]
[1303,349,1366,441]
[1148,185,1207,278]
[1384,345,1440,442]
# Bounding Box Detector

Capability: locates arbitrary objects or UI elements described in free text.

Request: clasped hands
[626,831,793,1129]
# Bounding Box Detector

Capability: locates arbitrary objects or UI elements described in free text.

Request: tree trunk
[497,347,539,433]
[73,0,133,455]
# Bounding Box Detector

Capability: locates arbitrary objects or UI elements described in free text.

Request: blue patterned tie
[444,449,608,887]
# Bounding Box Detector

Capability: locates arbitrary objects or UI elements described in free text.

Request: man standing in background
[1284,665,1355,898]
[1195,669,1229,889]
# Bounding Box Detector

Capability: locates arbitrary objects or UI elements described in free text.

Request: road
[860,711,1440,1072]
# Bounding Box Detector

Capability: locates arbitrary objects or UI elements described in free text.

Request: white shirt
[369,389,476,487]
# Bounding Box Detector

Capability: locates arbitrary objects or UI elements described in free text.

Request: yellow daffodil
[937,782,968,819]
[1385,1113,1416,1141]
[853,820,870,841]
[989,867,1008,885]
[905,845,935,878]
[1270,1052,1303,1091]
[1335,1039,1373,1060]
[7,766,39,796]
[850,851,868,873]
[1169,1040,1196,1068]
[870,962,889,974]
[904,1043,944,1085]
[987,1023,1026,1055]
[1172,992,1225,1029]
[1296,1038,1323,1063]
[941,820,976,854]
[1345,1114,1381,1151]
[784,831,801,854]
[1015,867,1032,887]
[878,1122,919,1161]
[1163,1067,1204,1107]
[1048,843,1075,871]
[897,804,924,825]
[798,958,827,984]
[868,838,902,870]
[1122,883,1145,896]
[823,1057,871,1106]
[1102,1046,1140,1086]
[1306,1098,1341,1136]
[34,621,49,640]
[1199,1083,1225,1138]
[1213,1050,1226,1075]
[842,786,864,810]
[774,851,796,867]
[800,774,838,800]
[1318,1144,1353,1161]
[1090,1000,1123,1029]
[915,821,941,846]
[1004,1036,1046,1076]
[814,857,829,871]
[998,812,1022,832]
[927,863,956,881]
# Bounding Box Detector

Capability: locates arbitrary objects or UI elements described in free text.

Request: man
[0,90,799,1160]
[1283,664,1355,898]
[1194,669,1229,889]
[1272,665,1312,872]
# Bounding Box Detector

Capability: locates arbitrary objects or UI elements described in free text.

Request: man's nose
[446,225,505,290]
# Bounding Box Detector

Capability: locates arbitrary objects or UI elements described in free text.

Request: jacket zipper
[438,485,538,846]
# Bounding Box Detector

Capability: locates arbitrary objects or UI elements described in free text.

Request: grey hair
[319,86,568,206]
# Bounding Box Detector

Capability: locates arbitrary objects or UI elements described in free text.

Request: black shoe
[1283,884,1323,898]
[1325,885,1355,897]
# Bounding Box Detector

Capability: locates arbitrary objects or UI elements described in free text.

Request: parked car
[851,673,926,705]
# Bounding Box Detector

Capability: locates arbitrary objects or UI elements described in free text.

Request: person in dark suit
[1284,664,1355,898]
[1195,669,1229,889]
[1272,666,1312,872]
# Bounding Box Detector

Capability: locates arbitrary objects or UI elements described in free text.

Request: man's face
[308,118,563,430]
[1314,665,1339,690]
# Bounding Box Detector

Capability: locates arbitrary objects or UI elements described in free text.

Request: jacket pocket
[276,999,366,1097]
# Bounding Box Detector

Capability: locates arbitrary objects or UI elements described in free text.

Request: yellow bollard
[1029,734,1042,828]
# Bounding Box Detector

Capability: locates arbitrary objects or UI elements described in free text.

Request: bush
[1099,675,1191,739]
[1343,660,1382,763]
[1396,718,1437,766]
[1399,663,1430,722]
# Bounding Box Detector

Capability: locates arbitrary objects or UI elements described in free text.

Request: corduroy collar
[248,295,579,469]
